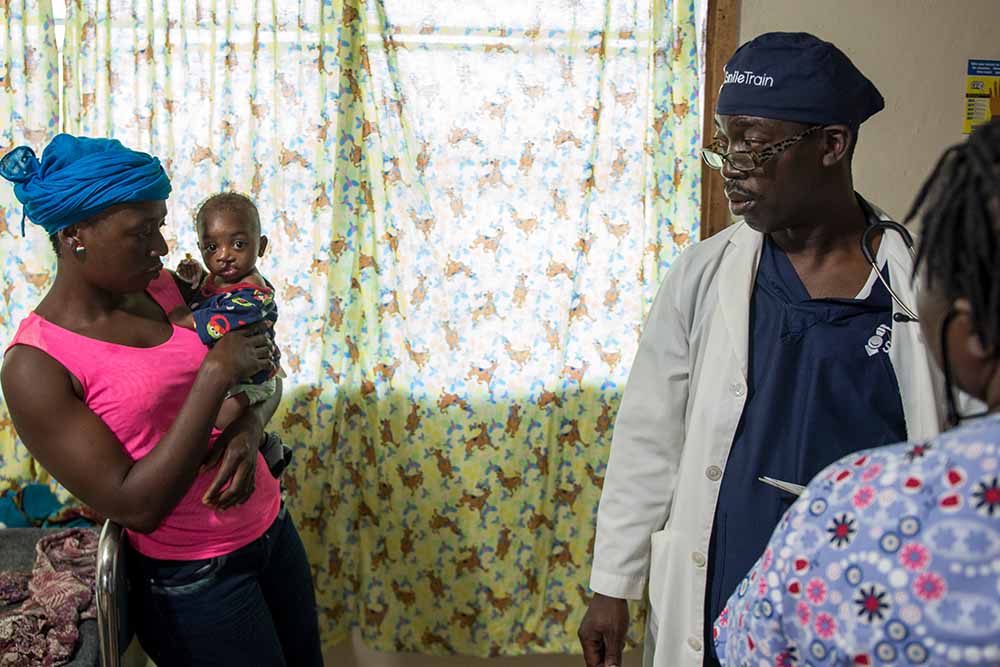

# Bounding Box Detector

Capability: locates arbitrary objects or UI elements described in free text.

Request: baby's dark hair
[910,118,1000,352]
[195,192,261,236]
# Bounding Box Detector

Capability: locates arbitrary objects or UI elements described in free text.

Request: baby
[171,192,292,478]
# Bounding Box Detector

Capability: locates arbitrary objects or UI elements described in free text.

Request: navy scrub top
[704,233,908,661]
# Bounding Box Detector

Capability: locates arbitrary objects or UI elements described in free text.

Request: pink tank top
[5,271,280,560]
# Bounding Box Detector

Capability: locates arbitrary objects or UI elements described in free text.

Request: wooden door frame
[700,0,741,239]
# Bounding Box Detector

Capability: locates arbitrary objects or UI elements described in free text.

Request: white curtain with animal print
[0,0,705,657]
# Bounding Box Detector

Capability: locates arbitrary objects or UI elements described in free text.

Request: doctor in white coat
[578,33,948,667]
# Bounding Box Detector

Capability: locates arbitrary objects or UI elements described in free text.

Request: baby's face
[197,210,266,284]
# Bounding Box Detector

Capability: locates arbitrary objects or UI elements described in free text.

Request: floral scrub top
[714,414,1000,667]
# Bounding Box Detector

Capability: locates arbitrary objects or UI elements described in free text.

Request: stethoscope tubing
[860,217,921,323]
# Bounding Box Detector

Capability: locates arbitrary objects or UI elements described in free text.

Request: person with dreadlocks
[713,118,1000,666]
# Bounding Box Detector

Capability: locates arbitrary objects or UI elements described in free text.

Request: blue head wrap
[0,134,172,237]
[717,32,884,129]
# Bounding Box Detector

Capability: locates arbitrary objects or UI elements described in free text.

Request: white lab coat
[589,208,948,667]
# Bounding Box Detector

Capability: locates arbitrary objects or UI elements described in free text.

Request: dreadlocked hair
[909,118,1000,353]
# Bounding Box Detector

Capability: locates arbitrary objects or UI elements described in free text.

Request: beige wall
[738,0,1000,221]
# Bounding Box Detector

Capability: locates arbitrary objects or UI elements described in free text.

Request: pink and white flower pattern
[714,416,1000,666]
[913,572,946,601]
[899,542,930,572]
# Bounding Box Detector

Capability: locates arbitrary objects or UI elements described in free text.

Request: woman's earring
[73,245,86,256]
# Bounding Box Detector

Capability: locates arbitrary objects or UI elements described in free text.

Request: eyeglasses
[701,125,823,173]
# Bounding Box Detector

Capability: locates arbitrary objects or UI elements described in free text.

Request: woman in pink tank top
[0,135,322,666]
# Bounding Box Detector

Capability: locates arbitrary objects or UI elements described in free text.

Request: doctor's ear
[820,125,852,167]
[953,298,992,359]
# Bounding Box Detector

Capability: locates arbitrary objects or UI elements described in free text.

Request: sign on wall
[965,59,1000,134]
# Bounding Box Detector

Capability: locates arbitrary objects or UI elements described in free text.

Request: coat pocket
[647,522,673,633]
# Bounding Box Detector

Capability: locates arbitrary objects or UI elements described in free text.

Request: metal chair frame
[95,520,133,667]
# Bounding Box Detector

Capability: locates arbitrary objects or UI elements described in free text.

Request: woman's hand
[206,324,275,386]
[201,409,263,510]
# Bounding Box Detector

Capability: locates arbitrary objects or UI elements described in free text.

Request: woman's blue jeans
[128,505,323,667]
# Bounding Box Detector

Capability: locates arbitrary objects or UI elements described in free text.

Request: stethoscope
[858,200,988,427]
[858,199,920,323]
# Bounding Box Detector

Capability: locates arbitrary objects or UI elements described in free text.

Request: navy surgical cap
[0,134,171,236]
[716,32,884,128]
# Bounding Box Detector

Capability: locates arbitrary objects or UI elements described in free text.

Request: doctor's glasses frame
[701,124,823,172]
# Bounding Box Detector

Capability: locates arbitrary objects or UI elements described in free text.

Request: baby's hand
[176,253,205,286]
